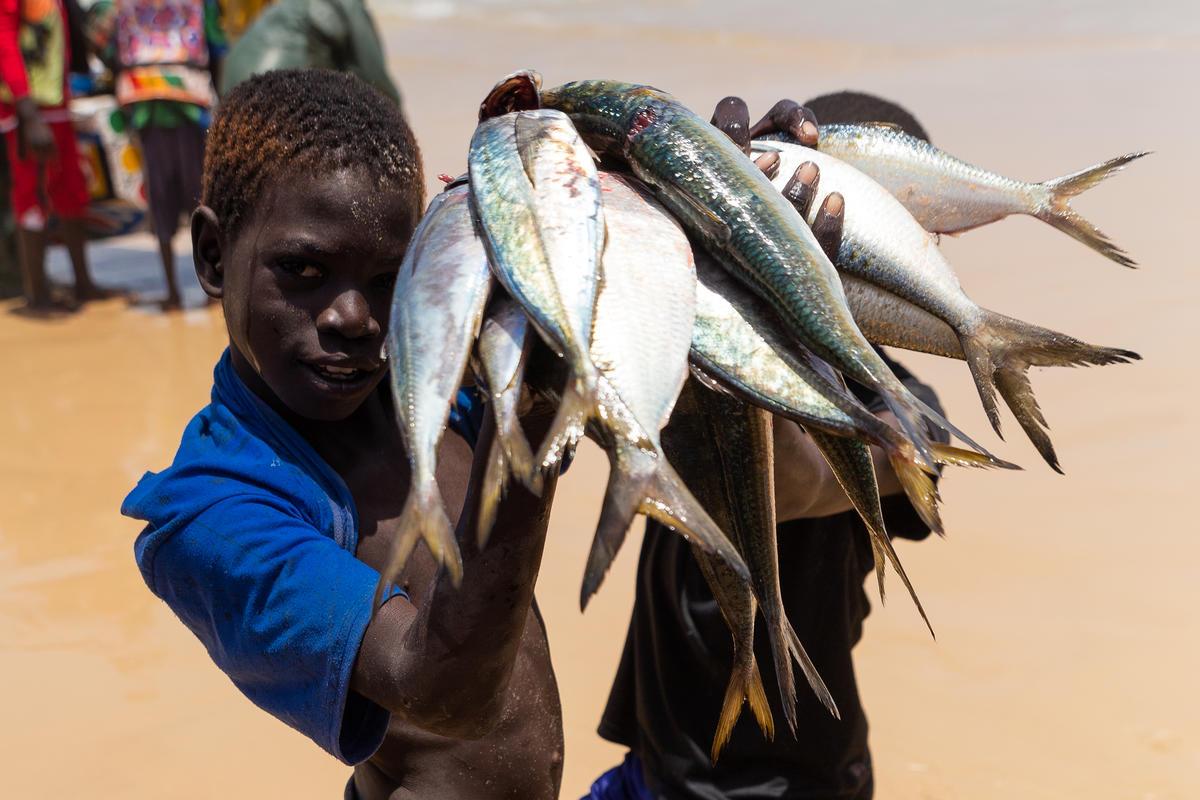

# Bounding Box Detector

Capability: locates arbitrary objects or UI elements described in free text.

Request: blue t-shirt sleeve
[135,492,394,764]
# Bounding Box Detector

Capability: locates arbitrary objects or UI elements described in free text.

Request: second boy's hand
[710,95,905,521]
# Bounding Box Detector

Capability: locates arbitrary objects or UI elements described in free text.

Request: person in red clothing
[0,0,102,309]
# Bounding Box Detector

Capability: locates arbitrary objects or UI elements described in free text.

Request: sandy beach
[2,2,1197,797]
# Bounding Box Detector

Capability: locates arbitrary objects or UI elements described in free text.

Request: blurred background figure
[220,0,400,106]
[0,0,102,310]
[88,0,225,310]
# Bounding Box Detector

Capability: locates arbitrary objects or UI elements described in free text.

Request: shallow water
[3,4,1198,797]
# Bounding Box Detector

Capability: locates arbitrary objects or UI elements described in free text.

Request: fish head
[479,69,543,121]
[540,80,671,158]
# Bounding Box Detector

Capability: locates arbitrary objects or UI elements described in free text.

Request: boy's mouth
[302,359,381,393]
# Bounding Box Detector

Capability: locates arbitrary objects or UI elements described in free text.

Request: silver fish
[382,186,492,593]
[754,139,1139,468]
[664,380,776,761]
[473,293,537,546]
[468,109,613,475]
[815,123,1147,266]
[541,79,959,470]
[581,171,749,606]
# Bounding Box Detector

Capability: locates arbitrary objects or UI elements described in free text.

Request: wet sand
[2,5,1197,798]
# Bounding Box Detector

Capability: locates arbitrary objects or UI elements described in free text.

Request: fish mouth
[479,70,542,121]
[300,358,381,394]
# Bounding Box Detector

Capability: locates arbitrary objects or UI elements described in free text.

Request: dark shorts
[137,122,205,238]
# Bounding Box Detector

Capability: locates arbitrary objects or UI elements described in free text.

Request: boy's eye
[277,260,323,279]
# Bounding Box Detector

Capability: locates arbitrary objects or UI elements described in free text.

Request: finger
[749,99,819,147]
[753,151,780,180]
[781,161,820,218]
[812,192,845,261]
[710,96,750,154]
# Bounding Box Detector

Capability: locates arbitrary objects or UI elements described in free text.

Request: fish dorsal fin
[859,121,904,133]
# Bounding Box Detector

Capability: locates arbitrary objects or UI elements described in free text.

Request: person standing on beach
[587,93,946,800]
[218,0,401,106]
[125,70,563,800]
[88,0,226,310]
[0,0,102,310]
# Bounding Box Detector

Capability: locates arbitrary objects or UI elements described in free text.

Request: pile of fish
[380,71,1143,760]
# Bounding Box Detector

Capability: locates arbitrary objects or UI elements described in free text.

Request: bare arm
[350,410,557,739]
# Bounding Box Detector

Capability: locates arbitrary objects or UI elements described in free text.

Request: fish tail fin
[582,444,748,609]
[960,334,1005,437]
[885,436,943,536]
[967,310,1140,471]
[930,442,1021,471]
[375,482,462,608]
[869,520,935,639]
[786,621,839,722]
[534,373,595,477]
[712,654,774,764]
[759,597,798,735]
[476,435,506,548]
[876,385,939,469]
[1037,151,1149,267]
[501,403,540,497]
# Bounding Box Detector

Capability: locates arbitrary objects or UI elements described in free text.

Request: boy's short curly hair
[202,69,424,237]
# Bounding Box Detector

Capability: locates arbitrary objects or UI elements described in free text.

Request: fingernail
[800,120,818,145]
[824,191,844,216]
[754,151,780,179]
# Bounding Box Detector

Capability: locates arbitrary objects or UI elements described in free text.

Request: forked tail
[1036,152,1149,267]
[786,621,839,721]
[375,481,463,609]
[581,442,749,609]
[812,429,936,637]
[534,373,596,478]
[711,655,774,764]
[477,399,540,548]
[960,310,1140,470]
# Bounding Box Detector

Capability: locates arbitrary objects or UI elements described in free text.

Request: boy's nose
[317,290,380,339]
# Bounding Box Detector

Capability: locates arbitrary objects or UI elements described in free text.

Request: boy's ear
[192,205,225,298]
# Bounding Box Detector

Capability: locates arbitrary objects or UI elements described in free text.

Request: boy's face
[206,167,418,422]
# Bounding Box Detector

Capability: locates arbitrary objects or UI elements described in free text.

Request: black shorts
[137,121,206,239]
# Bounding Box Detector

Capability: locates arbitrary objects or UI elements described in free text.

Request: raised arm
[350,409,558,739]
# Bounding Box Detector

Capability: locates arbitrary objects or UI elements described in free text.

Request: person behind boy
[123,69,568,800]
[219,0,400,106]
[0,0,102,309]
[588,92,946,800]
[88,0,226,310]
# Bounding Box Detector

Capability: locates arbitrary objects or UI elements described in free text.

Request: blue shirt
[122,350,484,764]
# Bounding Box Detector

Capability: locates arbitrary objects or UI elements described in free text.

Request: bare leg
[61,218,101,302]
[16,226,52,308]
[158,232,181,310]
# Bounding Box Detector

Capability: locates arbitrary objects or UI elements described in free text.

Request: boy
[589,92,946,800]
[123,70,565,800]
[0,0,102,309]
